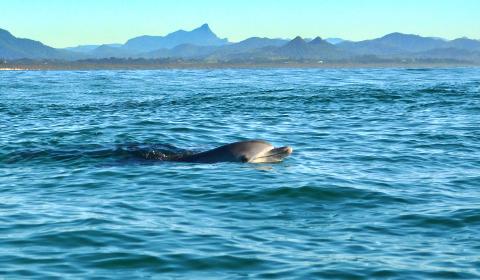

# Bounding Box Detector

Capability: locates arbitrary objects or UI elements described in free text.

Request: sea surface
[1,68,479,279]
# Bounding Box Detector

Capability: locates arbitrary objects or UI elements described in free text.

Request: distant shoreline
[1,62,479,71]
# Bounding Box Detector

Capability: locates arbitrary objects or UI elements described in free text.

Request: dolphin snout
[277,146,293,154]
[285,146,293,154]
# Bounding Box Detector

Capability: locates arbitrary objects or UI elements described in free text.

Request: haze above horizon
[1,0,479,48]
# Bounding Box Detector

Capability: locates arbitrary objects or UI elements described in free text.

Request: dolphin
[177,140,293,163]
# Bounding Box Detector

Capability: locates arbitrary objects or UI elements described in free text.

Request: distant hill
[144,44,218,59]
[338,32,480,58]
[376,33,447,52]
[274,36,347,60]
[448,38,480,51]
[221,37,287,52]
[88,44,133,58]
[337,33,444,56]
[413,47,480,61]
[0,28,70,60]
[275,36,311,58]
[65,44,122,53]
[203,37,288,60]
[123,24,228,53]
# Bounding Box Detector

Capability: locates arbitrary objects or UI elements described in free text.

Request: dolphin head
[177,140,293,164]
[227,140,293,163]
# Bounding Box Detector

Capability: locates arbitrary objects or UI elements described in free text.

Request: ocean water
[1,68,479,279]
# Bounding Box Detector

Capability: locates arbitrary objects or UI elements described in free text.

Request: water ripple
[1,68,480,279]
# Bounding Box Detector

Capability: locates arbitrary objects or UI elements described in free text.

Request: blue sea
[1,68,479,279]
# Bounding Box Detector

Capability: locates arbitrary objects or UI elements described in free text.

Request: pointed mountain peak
[309,36,324,44]
[280,36,309,52]
[285,36,307,47]
[194,23,212,33]
[291,36,305,43]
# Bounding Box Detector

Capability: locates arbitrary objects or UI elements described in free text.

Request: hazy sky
[1,0,479,48]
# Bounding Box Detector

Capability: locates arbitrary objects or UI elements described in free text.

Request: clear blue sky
[1,0,479,48]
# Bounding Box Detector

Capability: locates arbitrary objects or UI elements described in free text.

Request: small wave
[450,208,480,224]
[179,185,410,206]
[418,86,462,94]
[405,68,435,72]
[449,176,480,188]
[390,208,480,229]
[88,252,167,270]
[393,213,464,229]
[260,185,409,204]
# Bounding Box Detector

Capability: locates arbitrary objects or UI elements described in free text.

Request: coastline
[1,61,479,71]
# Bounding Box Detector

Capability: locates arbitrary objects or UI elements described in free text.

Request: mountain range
[1,24,480,63]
